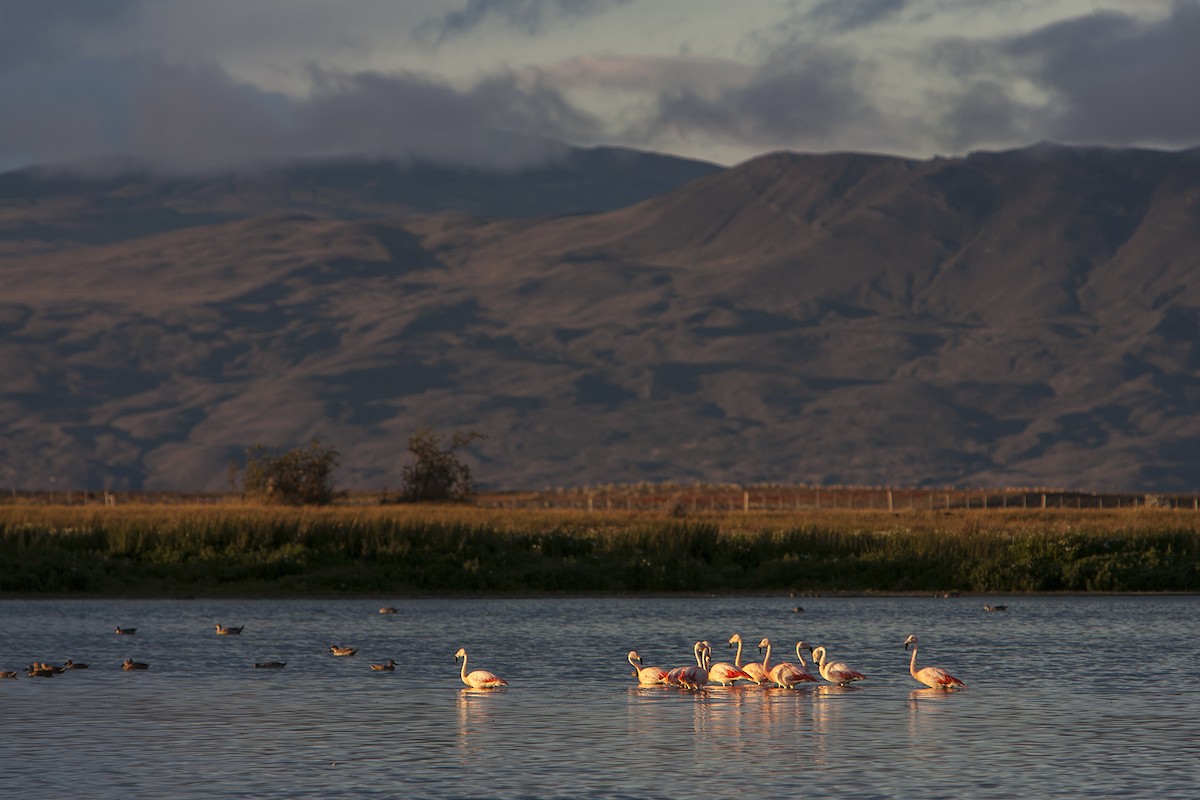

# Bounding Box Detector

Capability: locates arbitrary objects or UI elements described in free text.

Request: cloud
[0,54,599,172]
[0,0,139,68]
[414,0,632,44]
[920,2,1199,152]
[1008,2,1200,146]
[807,0,909,34]
[298,68,594,168]
[637,43,882,154]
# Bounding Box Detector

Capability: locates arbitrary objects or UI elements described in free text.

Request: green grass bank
[2,504,1199,595]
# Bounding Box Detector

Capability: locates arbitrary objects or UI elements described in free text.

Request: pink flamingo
[809,645,866,686]
[627,651,669,685]
[755,637,778,683]
[454,647,508,689]
[700,642,752,686]
[904,635,965,689]
[666,642,709,689]
[767,641,820,688]
[728,633,770,684]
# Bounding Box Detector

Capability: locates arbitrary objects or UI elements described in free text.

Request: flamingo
[727,633,769,684]
[755,637,777,684]
[701,642,751,686]
[904,635,965,689]
[455,648,508,689]
[666,642,709,689]
[767,641,820,689]
[809,645,866,686]
[627,651,669,685]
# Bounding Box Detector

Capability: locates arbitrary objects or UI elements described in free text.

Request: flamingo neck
[732,639,743,667]
[909,644,920,679]
[761,642,771,670]
[459,653,469,683]
[795,644,809,668]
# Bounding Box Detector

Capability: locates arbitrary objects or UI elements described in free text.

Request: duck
[122,659,149,670]
[378,607,398,614]
[370,659,396,671]
[115,627,137,635]
[0,670,17,679]
[330,645,357,657]
[63,659,89,670]
[983,604,1008,612]
[29,661,64,674]
[254,661,287,669]
[215,624,244,635]
[25,664,56,678]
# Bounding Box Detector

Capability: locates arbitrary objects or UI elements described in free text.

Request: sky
[1,0,1196,172]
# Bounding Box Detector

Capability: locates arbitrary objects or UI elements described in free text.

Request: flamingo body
[708,661,752,686]
[810,645,866,686]
[455,647,508,689]
[904,635,964,689]
[768,642,819,688]
[627,651,669,685]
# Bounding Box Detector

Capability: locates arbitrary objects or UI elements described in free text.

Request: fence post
[887,489,893,512]
[743,490,749,513]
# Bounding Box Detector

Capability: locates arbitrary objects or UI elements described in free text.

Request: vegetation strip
[2,505,1198,595]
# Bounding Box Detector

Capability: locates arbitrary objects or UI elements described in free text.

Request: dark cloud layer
[0,2,1198,172]
[644,44,879,151]
[414,0,632,44]
[924,2,1200,152]
[808,0,909,34]
[1013,3,1200,145]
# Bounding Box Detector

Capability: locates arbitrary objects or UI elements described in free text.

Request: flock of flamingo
[455,633,965,691]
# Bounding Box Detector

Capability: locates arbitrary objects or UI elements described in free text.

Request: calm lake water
[1,595,1197,799]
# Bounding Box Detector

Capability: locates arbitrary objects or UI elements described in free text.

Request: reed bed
[1,503,1198,595]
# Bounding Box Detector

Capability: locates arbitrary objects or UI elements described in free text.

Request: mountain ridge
[3,143,1200,492]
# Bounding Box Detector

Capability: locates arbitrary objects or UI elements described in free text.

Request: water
[2,595,1198,799]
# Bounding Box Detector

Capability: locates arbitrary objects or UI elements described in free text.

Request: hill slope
[3,144,1200,492]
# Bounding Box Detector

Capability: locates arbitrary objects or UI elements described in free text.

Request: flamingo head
[904,635,918,650]
[628,650,641,663]
[757,637,770,653]
[454,647,467,661]
[728,633,742,647]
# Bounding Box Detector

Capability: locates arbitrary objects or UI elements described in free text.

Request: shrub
[400,428,486,502]
[232,438,340,506]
